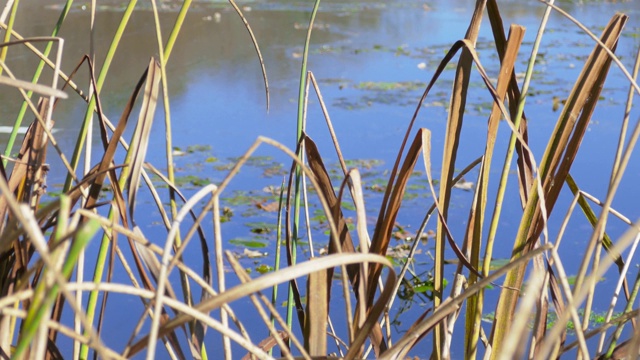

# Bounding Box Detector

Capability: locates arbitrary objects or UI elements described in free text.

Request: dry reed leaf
[305,268,328,356]
[303,136,358,286]
[0,99,52,233]
[304,135,388,356]
[83,58,147,212]
[0,74,67,99]
[127,58,162,223]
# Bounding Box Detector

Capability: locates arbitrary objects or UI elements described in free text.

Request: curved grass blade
[226,0,269,111]
[380,244,553,360]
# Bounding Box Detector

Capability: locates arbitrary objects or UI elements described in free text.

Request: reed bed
[0,0,639,359]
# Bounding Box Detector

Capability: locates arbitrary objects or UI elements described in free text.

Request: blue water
[2,0,640,358]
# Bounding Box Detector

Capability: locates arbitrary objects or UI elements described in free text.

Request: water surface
[2,0,640,357]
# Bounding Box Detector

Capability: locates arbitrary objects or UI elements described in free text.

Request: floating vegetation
[229,238,268,249]
[355,81,427,91]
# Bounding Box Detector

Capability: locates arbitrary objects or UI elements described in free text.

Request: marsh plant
[0,0,639,359]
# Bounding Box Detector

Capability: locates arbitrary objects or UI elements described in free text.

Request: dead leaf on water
[255,201,279,212]
[453,178,474,191]
[242,248,267,258]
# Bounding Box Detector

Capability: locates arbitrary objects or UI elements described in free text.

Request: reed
[0,0,638,359]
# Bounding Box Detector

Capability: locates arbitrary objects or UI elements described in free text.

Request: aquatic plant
[0,0,638,359]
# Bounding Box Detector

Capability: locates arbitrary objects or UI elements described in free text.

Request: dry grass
[0,0,639,359]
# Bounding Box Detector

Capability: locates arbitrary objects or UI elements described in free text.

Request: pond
[1,0,640,358]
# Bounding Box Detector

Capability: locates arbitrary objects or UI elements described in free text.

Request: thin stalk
[150,0,184,322]
[75,0,93,357]
[159,0,190,237]
[270,179,286,356]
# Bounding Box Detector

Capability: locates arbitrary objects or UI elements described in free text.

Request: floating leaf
[229,238,267,249]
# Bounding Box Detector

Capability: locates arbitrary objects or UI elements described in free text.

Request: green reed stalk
[270,180,286,356]
[2,0,73,167]
[289,0,321,331]
[162,0,191,64]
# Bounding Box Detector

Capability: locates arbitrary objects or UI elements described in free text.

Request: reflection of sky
[1,0,640,357]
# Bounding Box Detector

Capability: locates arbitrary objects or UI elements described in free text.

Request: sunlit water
[1,0,640,357]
